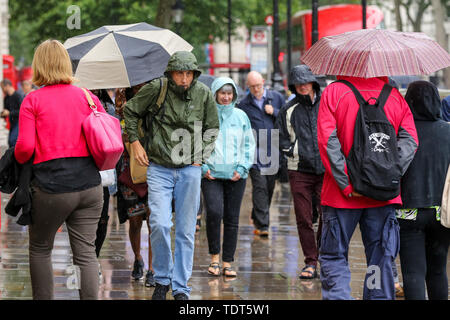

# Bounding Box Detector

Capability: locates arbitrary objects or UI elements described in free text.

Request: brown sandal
[207,262,220,276]
[222,266,237,278]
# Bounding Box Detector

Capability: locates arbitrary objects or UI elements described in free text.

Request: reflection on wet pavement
[0,180,448,300]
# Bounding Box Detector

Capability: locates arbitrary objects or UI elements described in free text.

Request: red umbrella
[300,29,450,78]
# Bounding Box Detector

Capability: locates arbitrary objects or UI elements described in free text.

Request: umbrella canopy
[300,29,450,78]
[198,74,216,89]
[64,22,193,89]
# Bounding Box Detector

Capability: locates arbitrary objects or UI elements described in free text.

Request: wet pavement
[0,123,448,300]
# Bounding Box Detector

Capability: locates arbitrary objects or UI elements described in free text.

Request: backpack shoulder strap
[334,80,393,109]
[155,77,169,120]
[376,84,393,110]
[142,77,168,138]
[156,77,168,109]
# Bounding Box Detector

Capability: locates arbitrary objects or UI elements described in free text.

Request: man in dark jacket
[237,71,285,237]
[275,65,324,279]
[124,51,219,300]
[1,79,25,147]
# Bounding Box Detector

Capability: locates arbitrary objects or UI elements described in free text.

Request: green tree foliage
[10,0,156,65]
[9,0,359,67]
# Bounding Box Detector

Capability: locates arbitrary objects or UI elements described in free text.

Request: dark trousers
[249,168,277,230]
[319,205,399,300]
[202,178,247,262]
[8,124,18,148]
[29,185,103,300]
[95,187,110,258]
[399,208,450,300]
[288,170,323,267]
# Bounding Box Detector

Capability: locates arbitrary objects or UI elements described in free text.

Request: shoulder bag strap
[156,77,168,109]
[145,77,169,137]
[81,88,98,112]
[156,77,169,120]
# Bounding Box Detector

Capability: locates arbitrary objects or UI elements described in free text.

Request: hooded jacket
[124,51,220,168]
[201,77,255,179]
[275,65,325,175]
[317,76,418,209]
[401,81,450,209]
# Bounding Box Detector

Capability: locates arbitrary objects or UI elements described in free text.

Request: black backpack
[336,80,402,201]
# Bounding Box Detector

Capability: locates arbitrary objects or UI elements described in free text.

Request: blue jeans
[147,163,201,297]
[8,124,18,148]
[319,205,399,300]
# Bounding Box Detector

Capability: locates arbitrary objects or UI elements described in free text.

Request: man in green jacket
[124,51,219,300]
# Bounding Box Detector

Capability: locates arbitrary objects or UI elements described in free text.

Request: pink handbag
[81,88,124,171]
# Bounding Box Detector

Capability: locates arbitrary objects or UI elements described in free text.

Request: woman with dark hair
[115,85,154,287]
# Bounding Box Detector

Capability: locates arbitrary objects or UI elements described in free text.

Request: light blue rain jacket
[202,77,256,179]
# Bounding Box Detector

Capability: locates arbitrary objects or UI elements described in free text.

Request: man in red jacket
[317,76,418,300]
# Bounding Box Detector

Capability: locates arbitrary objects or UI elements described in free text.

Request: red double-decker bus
[279,4,384,77]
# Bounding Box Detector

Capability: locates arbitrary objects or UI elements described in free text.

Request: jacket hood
[211,77,238,104]
[164,51,202,80]
[405,80,441,121]
[288,65,320,94]
[211,77,238,118]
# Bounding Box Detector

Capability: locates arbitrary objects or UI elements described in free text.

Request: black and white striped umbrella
[64,22,193,89]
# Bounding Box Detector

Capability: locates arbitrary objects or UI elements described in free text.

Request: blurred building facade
[0,0,8,56]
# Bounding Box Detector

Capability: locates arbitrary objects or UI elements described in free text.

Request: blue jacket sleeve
[271,91,285,118]
[236,113,256,177]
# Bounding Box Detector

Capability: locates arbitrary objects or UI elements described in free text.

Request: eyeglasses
[248,83,263,89]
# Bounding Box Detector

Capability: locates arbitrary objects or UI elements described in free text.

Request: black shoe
[174,293,189,300]
[259,228,269,237]
[145,270,155,287]
[131,259,144,280]
[152,283,170,300]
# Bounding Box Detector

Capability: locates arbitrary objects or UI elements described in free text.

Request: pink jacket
[14,84,106,164]
[317,76,418,209]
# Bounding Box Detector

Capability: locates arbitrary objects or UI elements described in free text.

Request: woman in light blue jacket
[202,77,255,277]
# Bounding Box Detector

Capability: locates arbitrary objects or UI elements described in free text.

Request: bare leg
[129,215,143,261]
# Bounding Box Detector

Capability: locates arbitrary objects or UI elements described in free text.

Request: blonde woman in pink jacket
[14,39,106,300]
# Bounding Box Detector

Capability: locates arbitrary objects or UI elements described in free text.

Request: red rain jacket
[317,76,418,209]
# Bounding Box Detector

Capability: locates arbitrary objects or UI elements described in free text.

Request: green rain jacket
[124,51,219,168]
